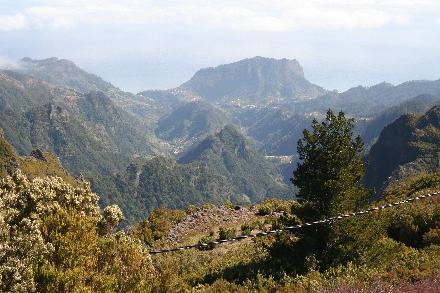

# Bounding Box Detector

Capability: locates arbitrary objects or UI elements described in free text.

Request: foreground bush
[0,170,154,292]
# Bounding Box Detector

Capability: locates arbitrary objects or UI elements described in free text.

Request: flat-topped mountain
[139,56,327,108]
[180,56,326,103]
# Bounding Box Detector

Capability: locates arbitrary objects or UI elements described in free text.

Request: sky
[1,0,440,93]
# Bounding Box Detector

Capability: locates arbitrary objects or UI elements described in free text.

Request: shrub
[241,220,264,235]
[198,235,217,250]
[258,198,300,216]
[222,201,236,209]
[423,228,440,245]
[186,204,199,214]
[219,227,237,240]
[202,203,215,209]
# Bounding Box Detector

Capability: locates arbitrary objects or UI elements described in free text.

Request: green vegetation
[264,110,374,277]
[364,104,440,199]
[0,90,166,176]
[155,100,240,154]
[0,104,132,174]
[293,109,373,216]
[128,207,185,245]
[1,114,440,293]
[180,124,295,203]
[0,70,56,112]
[0,170,154,292]
[218,227,237,240]
[142,182,440,292]
[87,156,237,225]
[257,198,300,215]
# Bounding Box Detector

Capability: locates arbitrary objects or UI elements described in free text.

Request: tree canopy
[291,109,373,216]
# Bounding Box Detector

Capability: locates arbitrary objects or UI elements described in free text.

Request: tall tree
[291,109,373,216]
[269,110,374,274]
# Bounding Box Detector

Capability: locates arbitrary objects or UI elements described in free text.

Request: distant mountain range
[2,55,440,222]
[0,69,166,174]
[19,57,166,129]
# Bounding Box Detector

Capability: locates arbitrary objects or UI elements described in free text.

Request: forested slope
[364,105,440,199]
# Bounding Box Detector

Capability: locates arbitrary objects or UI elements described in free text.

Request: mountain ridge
[364,105,440,199]
[179,124,294,203]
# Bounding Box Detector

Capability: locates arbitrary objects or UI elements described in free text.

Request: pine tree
[291,109,373,216]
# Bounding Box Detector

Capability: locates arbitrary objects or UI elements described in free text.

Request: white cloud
[0,57,26,70]
[5,0,440,31]
[280,8,410,30]
[0,13,27,31]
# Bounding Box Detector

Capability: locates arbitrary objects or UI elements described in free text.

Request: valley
[2,56,440,292]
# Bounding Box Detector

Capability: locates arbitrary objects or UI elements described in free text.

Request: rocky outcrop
[167,206,259,243]
[30,149,47,162]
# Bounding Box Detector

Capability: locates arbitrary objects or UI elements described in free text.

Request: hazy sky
[1,0,440,93]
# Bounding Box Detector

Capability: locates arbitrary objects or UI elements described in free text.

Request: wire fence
[149,191,440,254]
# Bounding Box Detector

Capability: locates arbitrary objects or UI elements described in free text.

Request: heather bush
[0,170,154,292]
[219,226,237,240]
[128,207,185,244]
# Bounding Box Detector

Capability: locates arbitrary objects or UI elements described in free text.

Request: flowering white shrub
[103,204,125,228]
[0,171,55,292]
[0,170,153,292]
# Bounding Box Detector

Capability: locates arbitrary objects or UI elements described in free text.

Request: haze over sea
[1,1,440,93]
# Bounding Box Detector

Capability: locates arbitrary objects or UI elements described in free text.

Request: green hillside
[179,124,295,202]
[88,125,297,225]
[0,104,131,174]
[0,70,56,111]
[357,94,440,147]
[67,91,164,156]
[364,105,440,199]
[0,92,166,174]
[0,70,166,174]
[0,127,79,185]
[155,100,240,154]
[87,156,237,225]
